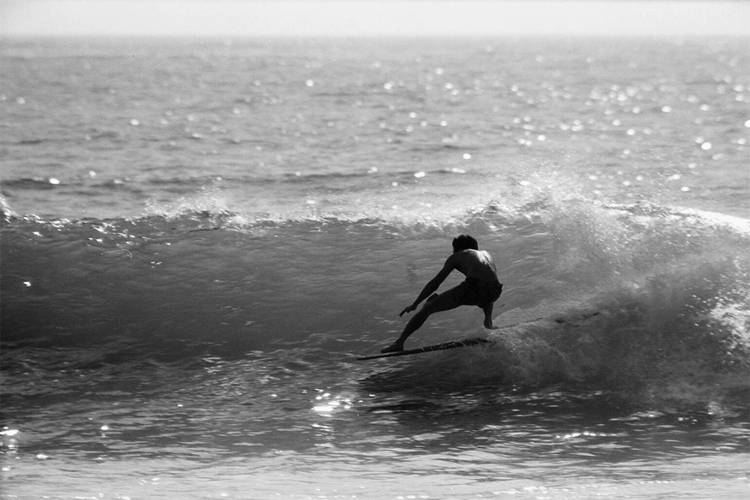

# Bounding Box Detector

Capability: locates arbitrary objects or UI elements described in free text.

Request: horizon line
[1,1,749,37]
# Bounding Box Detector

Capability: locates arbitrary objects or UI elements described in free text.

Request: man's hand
[400,304,417,317]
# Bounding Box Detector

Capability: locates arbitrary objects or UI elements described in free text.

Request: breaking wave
[2,194,749,413]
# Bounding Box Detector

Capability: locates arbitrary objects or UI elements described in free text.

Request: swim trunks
[449,278,502,308]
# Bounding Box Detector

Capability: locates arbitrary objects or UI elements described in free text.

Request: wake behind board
[356,337,490,361]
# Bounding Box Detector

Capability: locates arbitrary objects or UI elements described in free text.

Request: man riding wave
[382,235,502,353]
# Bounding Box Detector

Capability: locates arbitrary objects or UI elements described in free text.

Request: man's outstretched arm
[400,260,454,316]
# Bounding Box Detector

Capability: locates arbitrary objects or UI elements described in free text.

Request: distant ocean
[1,37,749,499]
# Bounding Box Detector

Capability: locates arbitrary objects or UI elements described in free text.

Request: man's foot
[484,319,498,329]
[381,342,404,354]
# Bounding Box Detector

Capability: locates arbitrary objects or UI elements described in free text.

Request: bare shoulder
[447,249,494,270]
[444,252,460,268]
[463,249,497,277]
[478,249,494,262]
[458,248,491,262]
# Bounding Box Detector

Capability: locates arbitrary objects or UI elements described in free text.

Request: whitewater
[1,37,749,499]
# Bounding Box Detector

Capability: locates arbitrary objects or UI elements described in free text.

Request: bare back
[447,249,498,282]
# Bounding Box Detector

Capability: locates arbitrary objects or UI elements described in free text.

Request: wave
[2,195,749,412]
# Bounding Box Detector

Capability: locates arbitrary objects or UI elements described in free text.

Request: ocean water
[1,36,749,499]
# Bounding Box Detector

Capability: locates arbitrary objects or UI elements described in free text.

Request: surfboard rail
[356,337,491,361]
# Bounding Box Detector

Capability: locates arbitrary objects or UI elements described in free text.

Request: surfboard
[356,316,549,361]
[356,337,491,361]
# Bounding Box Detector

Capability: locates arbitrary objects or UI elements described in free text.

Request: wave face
[3,195,749,412]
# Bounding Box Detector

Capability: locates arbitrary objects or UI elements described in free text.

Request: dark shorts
[449,278,503,308]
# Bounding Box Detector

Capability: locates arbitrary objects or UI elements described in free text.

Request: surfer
[381,234,502,353]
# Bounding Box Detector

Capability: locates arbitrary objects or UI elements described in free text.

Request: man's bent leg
[482,302,497,329]
[481,283,502,329]
[381,291,461,353]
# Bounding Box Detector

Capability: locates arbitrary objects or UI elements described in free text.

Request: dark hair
[452,234,478,253]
